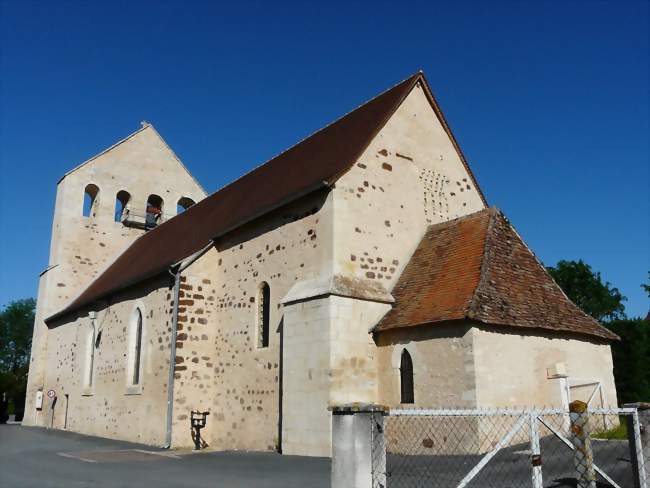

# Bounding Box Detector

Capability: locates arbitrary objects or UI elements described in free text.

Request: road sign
[46,389,56,399]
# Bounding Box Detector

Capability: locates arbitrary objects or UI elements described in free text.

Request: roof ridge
[416,76,488,208]
[202,72,423,199]
[501,212,615,337]
[58,123,152,184]
[466,207,499,319]
[470,210,617,340]
[424,207,493,234]
[146,125,208,196]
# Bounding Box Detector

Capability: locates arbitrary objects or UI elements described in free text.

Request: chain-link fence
[370,405,648,488]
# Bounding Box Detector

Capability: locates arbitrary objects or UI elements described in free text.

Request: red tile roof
[47,72,486,324]
[376,209,618,341]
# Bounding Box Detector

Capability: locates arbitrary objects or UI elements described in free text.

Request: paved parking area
[0,424,330,487]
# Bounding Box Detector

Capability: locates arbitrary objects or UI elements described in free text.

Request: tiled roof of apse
[376,208,618,341]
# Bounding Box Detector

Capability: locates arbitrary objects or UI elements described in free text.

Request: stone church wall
[332,82,486,292]
[42,275,173,445]
[173,189,334,451]
[280,83,489,456]
[375,324,478,409]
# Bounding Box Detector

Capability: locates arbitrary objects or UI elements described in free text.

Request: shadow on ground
[0,425,330,488]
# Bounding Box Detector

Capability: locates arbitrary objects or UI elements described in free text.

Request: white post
[529,413,543,488]
[625,403,649,488]
[330,404,386,488]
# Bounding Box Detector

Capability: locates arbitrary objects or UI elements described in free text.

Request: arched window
[83,184,100,218]
[114,190,131,222]
[145,194,164,229]
[176,196,195,214]
[129,308,143,386]
[400,349,414,404]
[257,282,270,348]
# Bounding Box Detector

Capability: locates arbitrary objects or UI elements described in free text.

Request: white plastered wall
[472,326,618,408]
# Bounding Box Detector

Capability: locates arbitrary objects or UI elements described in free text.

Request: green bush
[605,319,650,405]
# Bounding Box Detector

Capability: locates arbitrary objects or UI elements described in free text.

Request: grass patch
[592,421,628,440]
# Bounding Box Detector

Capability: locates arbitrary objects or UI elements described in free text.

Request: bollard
[569,400,596,488]
[330,403,387,488]
[624,402,650,488]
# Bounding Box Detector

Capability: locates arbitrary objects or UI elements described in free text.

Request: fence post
[569,400,596,488]
[625,402,650,488]
[330,403,386,488]
[529,412,543,488]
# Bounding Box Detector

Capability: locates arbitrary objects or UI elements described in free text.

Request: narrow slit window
[400,349,414,404]
[257,282,270,348]
[84,324,95,388]
[83,184,100,218]
[132,309,143,385]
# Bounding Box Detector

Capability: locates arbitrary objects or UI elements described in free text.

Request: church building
[24,72,618,457]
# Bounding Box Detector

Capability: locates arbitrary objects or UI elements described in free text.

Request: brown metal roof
[48,71,486,324]
[376,208,618,341]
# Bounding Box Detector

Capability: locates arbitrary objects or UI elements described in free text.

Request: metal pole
[164,269,181,448]
[64,394,69,430]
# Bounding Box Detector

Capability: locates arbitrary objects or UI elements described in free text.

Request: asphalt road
[383,436,636,488]
[0,424,330,488]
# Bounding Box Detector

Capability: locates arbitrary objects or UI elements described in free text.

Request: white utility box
[547,362,568,379]
[35,390,43,410]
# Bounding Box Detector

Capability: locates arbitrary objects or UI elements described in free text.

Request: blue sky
[1,1,648,317]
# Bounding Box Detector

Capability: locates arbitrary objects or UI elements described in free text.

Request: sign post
[47,389,57,429]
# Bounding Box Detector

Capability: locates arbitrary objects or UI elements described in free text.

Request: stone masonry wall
[170,269,219,447]
[324,82,486,411]
[375,323,478,408]
[332,82,486,292]
[171,190,334,451]
[42,276,173,445]
[25,125,205,426]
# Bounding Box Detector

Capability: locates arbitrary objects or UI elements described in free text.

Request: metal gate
[371,406,648,488]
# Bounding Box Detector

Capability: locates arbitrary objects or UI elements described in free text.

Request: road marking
[133,449,181,459]
[57,452,98,463]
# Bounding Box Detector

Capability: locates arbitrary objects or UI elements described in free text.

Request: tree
[546,261,650,403]
[546,260,626,322]
[0,298,35,422]
[642,271,650,299]
[0,298,35,373]
[607,319,650,403]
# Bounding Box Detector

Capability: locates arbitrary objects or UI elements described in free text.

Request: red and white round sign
[46,389,56,399]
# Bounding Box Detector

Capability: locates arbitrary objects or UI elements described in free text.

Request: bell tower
[23,123,206,426]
